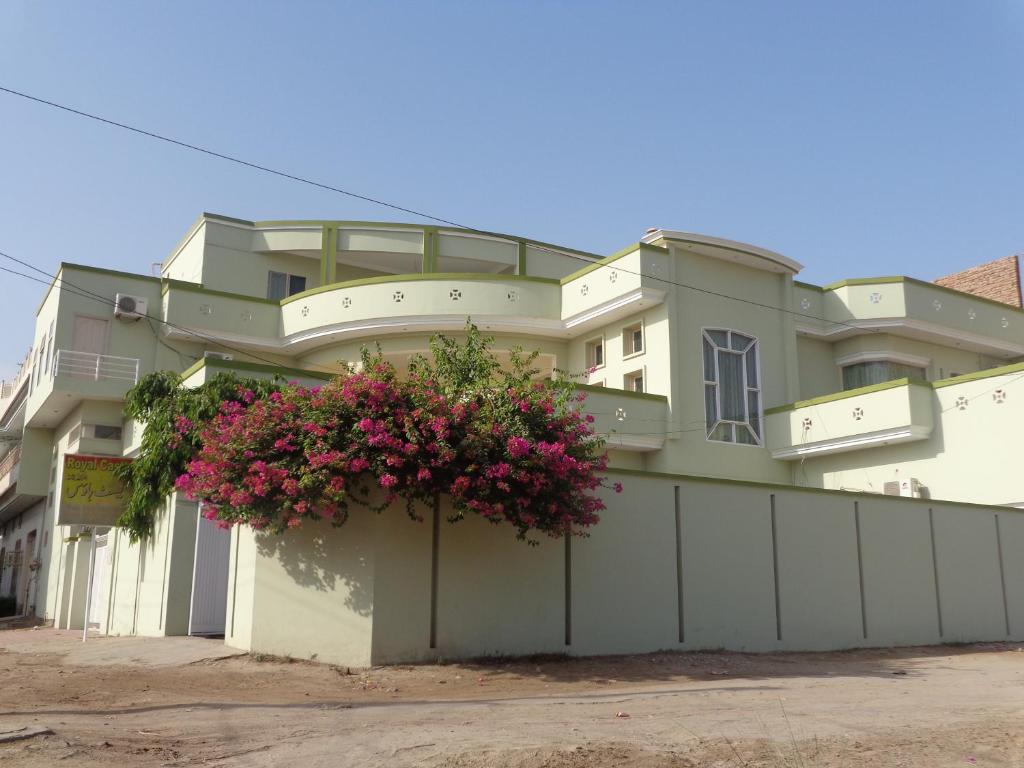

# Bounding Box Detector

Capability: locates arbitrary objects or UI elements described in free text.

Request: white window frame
[267,271,308,300]
[585,335,606,372]
[702,328,763,447]
[622,320,645,359]
[624,367,646,394]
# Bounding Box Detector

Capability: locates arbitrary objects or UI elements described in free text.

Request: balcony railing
[0,445,20,482]
[0,445,21,497]
[0,349,32,407]
[53,350,140,385]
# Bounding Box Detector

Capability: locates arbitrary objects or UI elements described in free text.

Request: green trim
[244,218,602,260]
[931,361,1024,389]
[517,241,527,276]
[328,226,338,284]
[904,275,1024,315]
[764,377,929,414]
[821,276,905,291]
[793,280,824,292]
[574,382,668,403]
[61,262,161,284]
[559,242,668,285]
[160,271,560,308]
[319,227,329,285]
[767,361,1024,414]
[605,467,1015,513]
[38,262,160,315]
[281,272,560,305]
[422,228,438,273]
[202,212,255,227]
[161,280,280,305]
[181,357,333,382]
[811,274,1024,317]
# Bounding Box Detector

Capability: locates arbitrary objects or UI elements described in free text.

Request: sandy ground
[0,630,1022,766]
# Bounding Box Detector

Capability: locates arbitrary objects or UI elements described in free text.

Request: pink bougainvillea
[174,325,618,542]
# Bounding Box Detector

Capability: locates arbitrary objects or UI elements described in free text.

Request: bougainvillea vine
[130,324,618,543]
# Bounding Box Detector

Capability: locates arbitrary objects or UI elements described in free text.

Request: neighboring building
[1,213,1023,663]
[935,254,1022,309]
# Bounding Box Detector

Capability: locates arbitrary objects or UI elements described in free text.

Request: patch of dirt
[1,630,1022,766]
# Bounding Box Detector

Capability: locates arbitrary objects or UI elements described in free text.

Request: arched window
[702,329,762,445]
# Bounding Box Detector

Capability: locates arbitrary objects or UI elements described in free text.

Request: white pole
[81,529,96,642]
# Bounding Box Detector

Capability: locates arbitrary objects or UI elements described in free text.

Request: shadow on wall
[254,521,375,617]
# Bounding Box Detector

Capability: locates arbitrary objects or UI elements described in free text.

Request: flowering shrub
[115,370,283,541]
[174,325,616,542]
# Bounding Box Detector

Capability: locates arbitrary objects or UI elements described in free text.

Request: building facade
[1,213,1023,663]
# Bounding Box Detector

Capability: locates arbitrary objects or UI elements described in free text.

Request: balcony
[560,244,669,335]
[26,351,142,429]
[794,277,1024,359]
[0,445,20,498]
[0,350,32,426]
[577,384,669,451]
[765,378,934,460]
[54,350,140,384]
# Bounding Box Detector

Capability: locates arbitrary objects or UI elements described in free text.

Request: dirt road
[0,629,1022,766]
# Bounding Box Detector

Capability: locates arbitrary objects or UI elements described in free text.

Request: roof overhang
[641,230,803,275]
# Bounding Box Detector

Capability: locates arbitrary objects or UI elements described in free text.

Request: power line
[4,253,1020,444]
[0,251,345,376]
[0,83,875,335]
[1,249,594,381]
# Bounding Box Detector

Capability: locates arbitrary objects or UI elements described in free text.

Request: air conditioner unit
[113,294,148,321]
[204,351,234,362]
[884,478,922,498]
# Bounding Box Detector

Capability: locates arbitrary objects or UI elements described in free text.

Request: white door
[88,534,110,630]
[189,510,231,636]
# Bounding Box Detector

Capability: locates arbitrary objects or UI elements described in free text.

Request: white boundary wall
[223,472,1024,667]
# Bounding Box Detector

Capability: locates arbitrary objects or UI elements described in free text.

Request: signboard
[58,454,132,526]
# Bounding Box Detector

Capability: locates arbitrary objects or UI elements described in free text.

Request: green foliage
[115,370,281,541]
[177,323,612,542]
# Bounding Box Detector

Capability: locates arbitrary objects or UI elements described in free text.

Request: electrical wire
[4,251,1023,443]
[3,86,1021,428]
[0,83,879,336]
[0,251,346,376]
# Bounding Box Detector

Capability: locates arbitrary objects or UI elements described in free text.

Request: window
[623,323,643,357]
[267,271,307,300]
[703,329,761,445]
[44,321,54,375]
[585,337,605,370]
[624,370,644,393]
[91,425,123,441]
[841,361,925,391]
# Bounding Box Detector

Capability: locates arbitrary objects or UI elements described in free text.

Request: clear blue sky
[1,1,1022,378]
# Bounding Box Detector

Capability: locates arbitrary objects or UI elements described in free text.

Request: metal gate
[188,510,231,636]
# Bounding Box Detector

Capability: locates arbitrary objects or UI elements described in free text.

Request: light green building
[1,213,1023,663]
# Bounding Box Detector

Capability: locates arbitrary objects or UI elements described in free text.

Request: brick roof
[934,254,1022,308]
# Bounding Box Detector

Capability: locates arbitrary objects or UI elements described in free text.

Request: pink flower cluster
[174,358,616,540]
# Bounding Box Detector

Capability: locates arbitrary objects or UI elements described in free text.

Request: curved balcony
[279,274,563,349]
[160,254,669,354]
